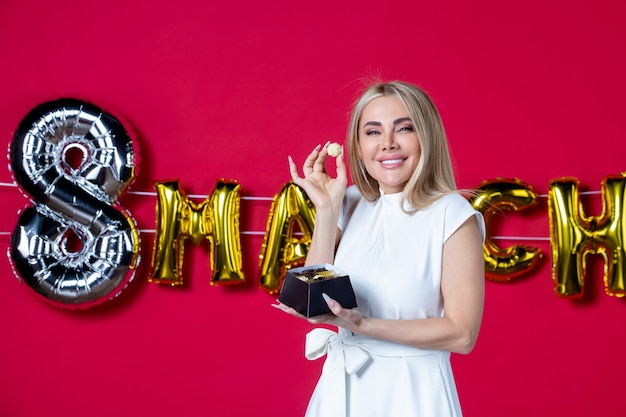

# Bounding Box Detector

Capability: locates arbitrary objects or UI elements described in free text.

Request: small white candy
[327,142,341,157]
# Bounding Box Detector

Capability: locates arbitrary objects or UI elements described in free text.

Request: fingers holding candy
[289,141,345,182]
[287,141,348,211]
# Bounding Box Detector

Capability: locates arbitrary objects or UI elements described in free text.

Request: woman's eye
[365,130,380,136]
[397,126,414,132]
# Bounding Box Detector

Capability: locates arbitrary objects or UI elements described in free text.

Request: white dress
[304,185,485,417]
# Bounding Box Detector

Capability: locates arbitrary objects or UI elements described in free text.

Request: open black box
[278,263,358,317]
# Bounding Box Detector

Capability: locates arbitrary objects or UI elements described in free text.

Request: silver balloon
[9,99,141,308]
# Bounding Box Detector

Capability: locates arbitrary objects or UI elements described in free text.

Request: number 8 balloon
[9,98,141,308]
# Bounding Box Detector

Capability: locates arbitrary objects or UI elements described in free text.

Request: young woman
[275,80,485,417]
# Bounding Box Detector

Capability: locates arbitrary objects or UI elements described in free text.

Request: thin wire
[2,227,550,240]
[127,189,275,201]
[1,181,276,201]
[492,236,551,241]
[0,180,605,199]
[0,180,599,240]
[537,190,600,197]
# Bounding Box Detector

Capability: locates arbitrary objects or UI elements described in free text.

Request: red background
[1,1,625,416]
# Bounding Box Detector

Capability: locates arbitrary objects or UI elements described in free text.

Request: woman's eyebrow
[363,121,382,127]
[393,117,412,124]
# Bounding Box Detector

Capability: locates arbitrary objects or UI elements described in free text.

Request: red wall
[1,1,625,416]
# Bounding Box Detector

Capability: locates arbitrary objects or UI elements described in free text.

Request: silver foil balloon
[9,98,141,308]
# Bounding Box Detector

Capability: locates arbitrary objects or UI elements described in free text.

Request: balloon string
[0,181,604,199]
[0,181,294,236]
[136,229,282,235]
[128,190,274,201]
[0,228,548,240]
[133,228,550,239]
[0,180,599,239]
[492,236,551,241]
[0,180,275,201]
[537,191,600,197]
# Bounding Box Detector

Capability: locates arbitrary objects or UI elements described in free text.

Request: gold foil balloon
[469,178,542,281]
[548,176,626,298]
[149,179,244,286]
[258,182,316,293]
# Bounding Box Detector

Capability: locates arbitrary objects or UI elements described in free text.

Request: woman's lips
[379,157,406,167]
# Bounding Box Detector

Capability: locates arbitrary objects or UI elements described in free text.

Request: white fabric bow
[304,328,371,417]
[306,328,371,373]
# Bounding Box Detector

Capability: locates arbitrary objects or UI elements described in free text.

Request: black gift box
[278,263,358,317]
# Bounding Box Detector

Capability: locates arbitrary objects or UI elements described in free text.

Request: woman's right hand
[288,142,348,211]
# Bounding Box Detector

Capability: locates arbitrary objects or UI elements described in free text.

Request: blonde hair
[347,80,457,212]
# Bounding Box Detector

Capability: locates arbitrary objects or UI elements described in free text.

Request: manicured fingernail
[288,155,293,164]
[313,144,321,152]
[323,140,330,148]
[322,293,335,307]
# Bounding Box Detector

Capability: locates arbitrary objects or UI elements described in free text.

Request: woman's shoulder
[338,185,367,230]
[345,184,361,197]
[344,184,365,205]
[430,191,472,211]
[430,192,485,241]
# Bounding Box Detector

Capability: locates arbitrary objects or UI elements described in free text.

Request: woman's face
[357,95,421,194]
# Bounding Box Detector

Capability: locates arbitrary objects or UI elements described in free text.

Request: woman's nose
[381,132,397,150]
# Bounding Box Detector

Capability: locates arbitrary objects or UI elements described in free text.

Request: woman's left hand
[272,294,365,333]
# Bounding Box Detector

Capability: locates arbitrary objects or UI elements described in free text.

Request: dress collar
[378,189,411,211]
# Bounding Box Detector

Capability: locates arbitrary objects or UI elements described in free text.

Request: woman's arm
[316,215,485,354]
[303,211,342,266]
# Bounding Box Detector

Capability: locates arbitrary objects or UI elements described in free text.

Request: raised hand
[288,142,348,211]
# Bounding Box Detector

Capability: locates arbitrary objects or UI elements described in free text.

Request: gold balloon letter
[469,178,542,281]
[548,176,626,298]
[258,182,315,294]
[149,180,245,286]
